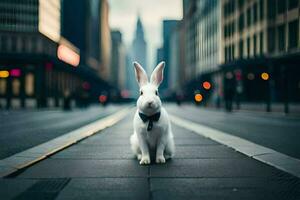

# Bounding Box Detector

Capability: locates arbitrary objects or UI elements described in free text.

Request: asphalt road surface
[165,104,300,160]
[0,105,126,159]
[1,111,299,200]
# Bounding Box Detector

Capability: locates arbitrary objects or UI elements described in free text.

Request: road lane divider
[0,107,132,177]
[170,114,300,178]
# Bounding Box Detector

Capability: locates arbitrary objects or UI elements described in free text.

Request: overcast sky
[108,0,182,70]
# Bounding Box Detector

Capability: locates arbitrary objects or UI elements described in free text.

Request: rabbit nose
[148,101,154,106]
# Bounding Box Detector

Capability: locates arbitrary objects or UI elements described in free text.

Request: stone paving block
[56,178,149,200]
[151,188,300,200]
[150,158,281,178]
[175,137,219,146]
[52,145,133,160]
[174,145,244,159]
[18,159,148,178]
[81,137,131,146]
[13,178,70,200]
[0,178,38,200]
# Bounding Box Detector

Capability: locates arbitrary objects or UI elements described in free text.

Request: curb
[170,114,300,179]
[0,107,131,177]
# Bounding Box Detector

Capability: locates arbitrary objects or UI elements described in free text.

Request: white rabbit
[130,61,175,165]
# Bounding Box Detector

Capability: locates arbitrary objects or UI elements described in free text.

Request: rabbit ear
[133,62,148,87]
[150,61,165,86]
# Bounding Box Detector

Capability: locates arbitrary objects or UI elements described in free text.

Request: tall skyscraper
[161,20,179,94]
[61,0,111,81]
[111,30,126,90]
[131,16,147,69]
[128,16,147,98]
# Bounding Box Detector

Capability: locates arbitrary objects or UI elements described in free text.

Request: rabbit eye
[155,90,158,96]
[140,91,143,95]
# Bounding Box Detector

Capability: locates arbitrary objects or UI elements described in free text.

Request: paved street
[0,105,123,159]
[166,104,300,160]
[1,109,300,200]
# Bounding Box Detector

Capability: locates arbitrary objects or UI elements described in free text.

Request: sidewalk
[1,112,300,200]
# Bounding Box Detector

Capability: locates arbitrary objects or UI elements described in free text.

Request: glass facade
[196,0,221,74]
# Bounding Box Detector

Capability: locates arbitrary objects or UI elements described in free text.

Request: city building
[180,0,222,103]
[169,21,186,92]
[156,47,164,66]
[0,0,80,109]
[182,0,198,82]
[0,0,112,109]
[62,0,111,81]
[196,0,221,75]
[221,0,300,103]
[131,16,147,68]
[111,30,126,90]
[160,20,179,95]
[128,16,148,98]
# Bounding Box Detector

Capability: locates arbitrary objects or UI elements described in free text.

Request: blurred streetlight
[0,70,9,78]
[261,72,269,81]
[202,81,211,90]
[194,93,203,103]
[99,94,108,105]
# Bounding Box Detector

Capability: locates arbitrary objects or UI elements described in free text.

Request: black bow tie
[139,112,161,131]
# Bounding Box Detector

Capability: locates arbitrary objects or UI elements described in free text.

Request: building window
[277,0,286,15]
[267,0,276,20]
[239,39,244,58]
[12,79,20,96]
[229,45,232,61]
[0,36,6,52]
[238,0,245,8]
[278,25,285,51]
[224,25,227,38]
[25,73,35,96]
[247,8,251,26]
[260,0,264,20]
[267,27,275,52]
[288,20,299,50]
[11,36,17,52]
[288,0,299,10]
[247,37,250,58]
[260,32,264,54]
[253,34,257,56]
[253,3,258,24]
[225,47,228,62]
[0,79,6,95]
[232,45,235,60]
[239,13,245,32]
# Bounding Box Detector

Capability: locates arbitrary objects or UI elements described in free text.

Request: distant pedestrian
[224,72,236,112]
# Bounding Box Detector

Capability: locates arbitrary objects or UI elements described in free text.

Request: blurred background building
[158,0,300,111]
[110,30,126,92]
[126,16,148,98]
[0,0,299,110]
[159,20,179,96]
[0,0,113,109]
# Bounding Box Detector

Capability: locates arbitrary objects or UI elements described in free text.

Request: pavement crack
[148,166,153,200]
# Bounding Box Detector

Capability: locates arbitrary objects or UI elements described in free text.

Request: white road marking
[0,107,132,177]
[170,115,300,178]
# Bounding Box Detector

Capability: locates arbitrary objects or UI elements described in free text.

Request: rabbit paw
[140,156,151,165]
[137,154,142,160]
[156,156,166,164]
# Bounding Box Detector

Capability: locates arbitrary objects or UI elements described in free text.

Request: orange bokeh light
[202,81,211,90]
[0,70,9,78]
[194,94,203,102]
[261,72,269,81]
